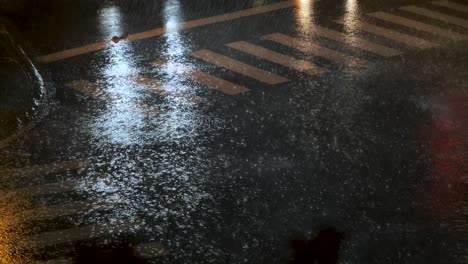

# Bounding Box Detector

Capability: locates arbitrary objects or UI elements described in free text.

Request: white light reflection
[155,0,199,142]
[93,5,146,145]
[342,0,364,68]
[295,0,315,35]
[343,0,360,33]
[99,6,137,78]
[161,0,193,78]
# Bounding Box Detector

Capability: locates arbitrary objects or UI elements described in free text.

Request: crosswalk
[400,5,468,29]
[66,80,105,99]
[187,71,250,95]
[0,159,89,180]
[65,74,206,107]
[0,160,169,263]
[226,41,326,76]
[192,49,289,85]
[9,2,466,261]
[333,19,439,49]
[130,74,207,104]
[430,1,468,13]
[33,242,168,264]
[153,1,468,95]
[367,11,467,41]
[167,1,468,96]
[262,33,368,66]
[309,25,404,57]
[61,2,468,98]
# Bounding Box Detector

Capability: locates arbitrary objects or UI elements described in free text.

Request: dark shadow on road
[289,227,345,264]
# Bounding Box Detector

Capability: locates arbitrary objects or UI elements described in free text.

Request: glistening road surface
[0,0,467,263]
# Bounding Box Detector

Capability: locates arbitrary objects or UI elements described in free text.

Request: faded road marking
[0,160,91,179]
[367,11,468,41]
[66,80,108,99]
[33,242,169,264]
[5,180,82,197]
[334,19,439,49]
[400,5,468,29]
[431,1,468,13]
[187,71,251,95]
[20,223,132,248]
[133,73,207,104]
[310,25,402,57]
[263,33,367,66]
[226,41,326,75]
[192,49,288,85]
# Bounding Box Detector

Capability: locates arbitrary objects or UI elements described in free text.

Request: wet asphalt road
[0,0,467,263]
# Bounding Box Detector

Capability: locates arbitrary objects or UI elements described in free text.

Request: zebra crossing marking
[309,25,403,57]
[0,160,91,179]
[33,242,169,264]
[226,41,326,75]
[334,19,439,49]
[400,5,468,29]
[66,80,108,100]
[192,49,289,85]
[6,179,82,197]
[187,71,251,95]
[19,222,132,248]
[134,72,208,103]
[262,33,367,66]
[150,58,251,95]
[21,201,96,221]
[367,11,468,41]
[431,1,468,13]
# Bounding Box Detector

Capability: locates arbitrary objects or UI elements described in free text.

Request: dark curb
[0,21,45,149]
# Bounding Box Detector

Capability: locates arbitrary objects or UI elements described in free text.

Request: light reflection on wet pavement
[0,0,467,263]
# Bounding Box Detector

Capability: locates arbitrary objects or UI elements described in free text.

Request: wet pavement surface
[0,0,467,263]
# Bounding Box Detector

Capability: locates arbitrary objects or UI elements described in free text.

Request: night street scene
[0,0,467,263]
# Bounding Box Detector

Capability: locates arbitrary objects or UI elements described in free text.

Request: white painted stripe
[226,41,326,75]
[36,1,296,63]
[187,71,250,95]
[171,93,208,104]
[367,11,468,40]
[19,223,132,248]
[33,242,169,264]
[9,180,81,197]
[263,33,367,66]
[431,1,468,13]
[148,61,250,96]
[192,49,288,84]
[133,74,207,104]
[149,59,168,67]
[310,25,402,57]
[400,5,468,29]
[21,202,92,221]
[36,42,108,64]
[130,74,166,95]
[66,80,107,99]
[0,160,91,179]
[134,102,161,113]
[334,19,439,49]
